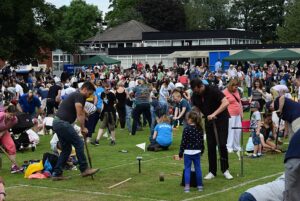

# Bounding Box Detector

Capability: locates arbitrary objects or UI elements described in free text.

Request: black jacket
[179,125,204,157]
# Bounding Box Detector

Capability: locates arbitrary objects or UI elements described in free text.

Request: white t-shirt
[250,111,261,129]
[15,84,24,96]
[247,175,285,201]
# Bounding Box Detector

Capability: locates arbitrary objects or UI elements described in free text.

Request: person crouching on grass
[147,114,172,151]
[179,111,204,193]
[250,101,263,158]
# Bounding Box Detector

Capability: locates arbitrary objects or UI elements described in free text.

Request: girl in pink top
[223,79,243,158]
[0,105,23,173]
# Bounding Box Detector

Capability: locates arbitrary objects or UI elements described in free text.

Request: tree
[105,0,142,27]
[230,0,285,43]
[184,0,231,30]
[0,0,58,64]
[136,0,186,31]
[277,0,300,43]
[57,0,102,53]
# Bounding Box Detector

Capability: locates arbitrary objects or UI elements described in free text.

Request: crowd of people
[0,59,300,199]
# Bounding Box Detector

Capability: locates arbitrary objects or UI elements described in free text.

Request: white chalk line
[181,172,283,201]
[101,155,173,171]
[7,184,166,201]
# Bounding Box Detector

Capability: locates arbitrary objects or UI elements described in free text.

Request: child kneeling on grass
[147,115,172,151]
[179,111,204,193]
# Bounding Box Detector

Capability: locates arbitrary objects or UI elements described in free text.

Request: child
[172,91,191,128]
[147,115,172,151]
[250,101,262,158]
[179,111,204,193]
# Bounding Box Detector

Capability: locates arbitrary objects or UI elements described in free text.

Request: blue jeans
[239,192,256,201]
[184,153,203,187]
[52,119,88,175]
[85,111,100,138]
[125,105,132,133]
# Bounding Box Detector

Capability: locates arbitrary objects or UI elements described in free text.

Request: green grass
[2,117,287,201]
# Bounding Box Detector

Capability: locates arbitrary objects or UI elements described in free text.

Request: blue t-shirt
[95,87,104,110]
[18,94,41,114]
[154,123,173,146]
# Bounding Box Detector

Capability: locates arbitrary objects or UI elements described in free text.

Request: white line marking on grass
[181,172,283,201]
[9,184,166,201]
[102,155,172,171]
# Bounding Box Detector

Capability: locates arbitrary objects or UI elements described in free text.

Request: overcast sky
[45,0,111,14]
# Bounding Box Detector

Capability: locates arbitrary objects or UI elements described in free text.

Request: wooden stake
[108,178,132,189]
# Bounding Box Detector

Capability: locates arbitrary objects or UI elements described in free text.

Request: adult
[52,82,99,180]
[93,83,117,145]
[17,90,42,118]
[46,79,62,115]
[239,174,284,201]
[227,65,238,80]
[130,77,152,136]
[214,59,222,72]
[116,81,127,129]
[0,105,23,173]
[268,96,300,201]
[223,79,242,155]
[190,79,233,180]
[249,79,266,112]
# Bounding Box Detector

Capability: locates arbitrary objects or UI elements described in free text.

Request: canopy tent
[79,55,121,65]
[263,49,300,60]
[222,50,269,61]
[167,51,209,58]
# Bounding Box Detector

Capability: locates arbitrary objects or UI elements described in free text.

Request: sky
[45,0,111,14]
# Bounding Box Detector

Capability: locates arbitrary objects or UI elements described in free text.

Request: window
[173,40,181,46]
[126,43,133,48]
[213,39,227,45]
[53,55,59,61]
[206,39,212,45]
[199,40,206,45]
[192,40,199,46]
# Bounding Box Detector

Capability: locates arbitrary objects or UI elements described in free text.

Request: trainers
[197,186,204,192]
[11,165,23,174]
[204,172,215,180]
[236,151,241,160]
[223,170,233,180]
[91,140,99,146]
[184,187,190,193]
[110,140,116,146]
[81,168,99,177]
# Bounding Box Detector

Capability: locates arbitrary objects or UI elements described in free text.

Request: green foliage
[105,0,142,27]
[57,0,102,53]
[277,0,300,43]
[230,0,285,43]
[136,0,186,31]
[184,0,231,30]
[0,0,58,64]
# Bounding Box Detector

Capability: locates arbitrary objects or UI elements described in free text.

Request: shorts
[251,131,261,145]
[99,112,116,131]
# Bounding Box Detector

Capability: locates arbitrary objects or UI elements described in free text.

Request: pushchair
[10,113,38,152]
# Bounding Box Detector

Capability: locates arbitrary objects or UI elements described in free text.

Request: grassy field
[2,117,287,201]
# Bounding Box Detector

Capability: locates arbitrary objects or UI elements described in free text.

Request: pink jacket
[223,89,242,117]
[0,112,18,136]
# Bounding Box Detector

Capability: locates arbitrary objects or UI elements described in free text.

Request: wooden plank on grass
[108,178,132,189]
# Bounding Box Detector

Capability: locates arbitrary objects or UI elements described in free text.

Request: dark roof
[85,20,158,43]
[142,30,260,40]
[108,43,300,55]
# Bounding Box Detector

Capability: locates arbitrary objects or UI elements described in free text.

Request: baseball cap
[250,101,260,109]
